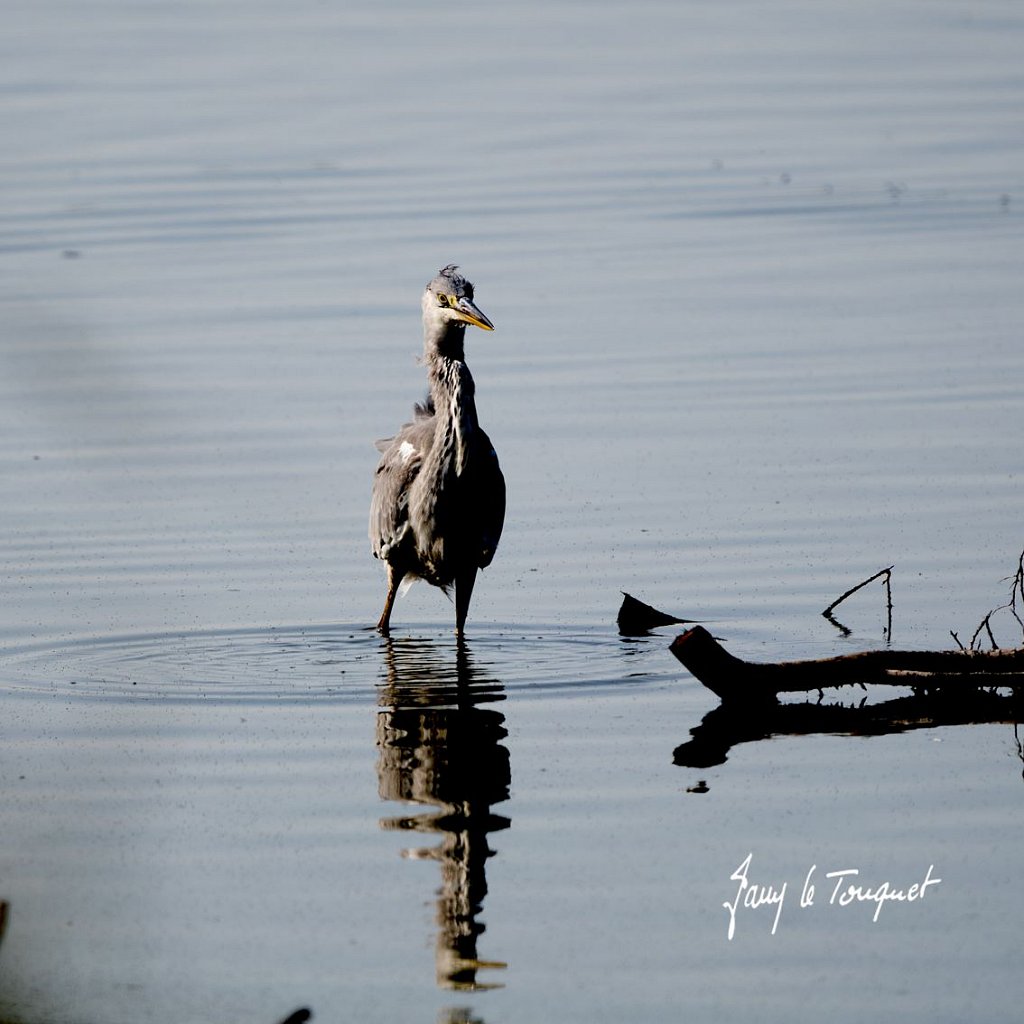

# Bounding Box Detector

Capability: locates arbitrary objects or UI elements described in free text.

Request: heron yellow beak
[452,297,495,331]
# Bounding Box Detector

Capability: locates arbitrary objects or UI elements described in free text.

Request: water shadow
[376,637,510,992]
[674,688,1024,770]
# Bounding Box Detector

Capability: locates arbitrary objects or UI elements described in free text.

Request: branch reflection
[674,688,1024,769]
[376,637,510,991]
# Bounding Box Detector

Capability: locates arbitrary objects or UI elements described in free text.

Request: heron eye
[437,294,449,307]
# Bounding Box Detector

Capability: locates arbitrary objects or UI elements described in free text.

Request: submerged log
[670,625,1024,702]
[617,592,696,635]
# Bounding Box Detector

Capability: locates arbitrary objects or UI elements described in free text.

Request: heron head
[422,265,494,333]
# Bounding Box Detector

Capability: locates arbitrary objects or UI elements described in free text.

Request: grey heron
[369,265,505,636]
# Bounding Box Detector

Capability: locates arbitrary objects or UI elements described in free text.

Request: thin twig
[884,569,893,639]
[822,566,894,638]
[1009,551,1024,638]
[971,612,1000,652]
[822,566,894,616]
[968,549,1024,651]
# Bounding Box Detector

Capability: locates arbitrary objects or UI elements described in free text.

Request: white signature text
[724,852,941,940]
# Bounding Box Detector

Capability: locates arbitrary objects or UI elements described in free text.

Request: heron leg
[377,564,403,634]
[454,566,477,637]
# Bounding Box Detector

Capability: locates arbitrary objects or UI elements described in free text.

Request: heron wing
[369,415,435,561]
[472,428,505,569]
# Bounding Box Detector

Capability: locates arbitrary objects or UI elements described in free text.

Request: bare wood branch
[670,625,1024,703]
[822,566,893,638]
[968,549,1024,650]
[822,566,893,617]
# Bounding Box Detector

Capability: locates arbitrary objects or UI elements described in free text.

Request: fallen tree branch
[669,625,1024,702]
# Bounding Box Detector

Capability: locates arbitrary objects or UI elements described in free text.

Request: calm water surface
[2,2,1023,1022]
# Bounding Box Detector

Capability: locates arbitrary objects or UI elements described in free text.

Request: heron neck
[422,319,466,362]
[426,350,478,474]
[427,350,477,412]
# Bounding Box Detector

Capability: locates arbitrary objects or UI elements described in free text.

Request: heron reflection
[376,637,510,990]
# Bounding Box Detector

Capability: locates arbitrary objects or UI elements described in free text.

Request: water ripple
[0,623,671,705]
